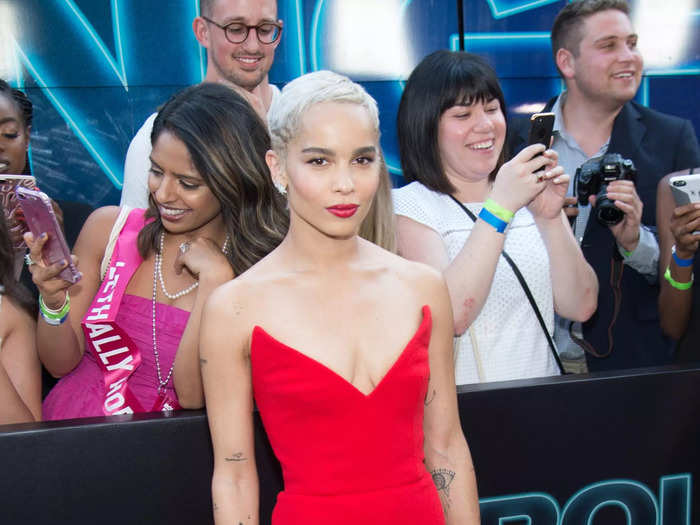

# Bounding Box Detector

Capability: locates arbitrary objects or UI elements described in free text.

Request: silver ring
[179,241,191,255]
[24,253,37,267]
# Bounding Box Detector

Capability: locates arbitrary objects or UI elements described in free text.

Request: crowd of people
[1,0,699,523]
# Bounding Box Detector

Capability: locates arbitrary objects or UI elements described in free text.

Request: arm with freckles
[526,150,597,320]
[535,211,598,321]
[420,270,479,523]
[200,284,258,525]
[172,239,235,409]
[396,145,553,335]
[396,215,503,336]
[31,206,116,377]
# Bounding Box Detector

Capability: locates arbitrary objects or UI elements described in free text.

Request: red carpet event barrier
[0,365,697,524]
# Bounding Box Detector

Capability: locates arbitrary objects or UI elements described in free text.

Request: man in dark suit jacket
[508,0,700,372]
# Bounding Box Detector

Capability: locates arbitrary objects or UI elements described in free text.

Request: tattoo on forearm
[224,452,247,462]
[199,358,208,367]
[425,388,436,406]
[431,468,455,512]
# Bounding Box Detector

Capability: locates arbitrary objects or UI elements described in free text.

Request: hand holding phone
[0,175,37,251]
[528,112,555,149]
[16,187,81,284]
[669,170,700,206]
[527,112,555,175]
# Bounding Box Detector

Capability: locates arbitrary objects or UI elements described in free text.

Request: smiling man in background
[509,0,700,372]
[121,0,282,208]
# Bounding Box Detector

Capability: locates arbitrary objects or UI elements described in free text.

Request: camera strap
[568,243,624,358]
[448,195,566,375]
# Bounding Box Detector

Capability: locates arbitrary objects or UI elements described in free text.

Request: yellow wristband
[483,198,514,223]
[664,267,693,291]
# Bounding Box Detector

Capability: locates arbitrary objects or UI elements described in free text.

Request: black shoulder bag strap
[448,195,566,375]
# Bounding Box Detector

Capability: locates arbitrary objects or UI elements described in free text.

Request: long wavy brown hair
[137,83,288,276]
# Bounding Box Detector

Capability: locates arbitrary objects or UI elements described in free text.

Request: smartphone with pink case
[15,187,82,284]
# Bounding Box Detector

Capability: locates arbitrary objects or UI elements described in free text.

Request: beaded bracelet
[39,293,71,325]
[664,267,693,291]
[672,245,694,267]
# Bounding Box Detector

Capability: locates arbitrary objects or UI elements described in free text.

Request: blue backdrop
[2,0,698,207]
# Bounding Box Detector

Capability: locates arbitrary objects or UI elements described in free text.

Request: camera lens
[596,202,624,225]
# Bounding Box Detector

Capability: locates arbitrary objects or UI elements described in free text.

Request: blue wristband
[672,245,694,267]
[479,207,508,233]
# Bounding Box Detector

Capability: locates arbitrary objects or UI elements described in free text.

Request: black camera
[575,153,637,226]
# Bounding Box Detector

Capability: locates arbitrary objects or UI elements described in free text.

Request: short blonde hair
[268,70,380,155]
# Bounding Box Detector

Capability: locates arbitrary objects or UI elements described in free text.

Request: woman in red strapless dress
[200,71,480,525]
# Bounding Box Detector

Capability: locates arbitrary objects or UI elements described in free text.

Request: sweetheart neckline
[252,305,431,398]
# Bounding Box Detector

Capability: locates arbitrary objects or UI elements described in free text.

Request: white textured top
[393,181,559,385]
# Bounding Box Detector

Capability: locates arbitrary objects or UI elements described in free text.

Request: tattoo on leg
[431,468,455,511]
[225,452,247,462]
[424,388,437,406]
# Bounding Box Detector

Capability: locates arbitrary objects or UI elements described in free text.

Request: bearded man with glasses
[120,0,283,209]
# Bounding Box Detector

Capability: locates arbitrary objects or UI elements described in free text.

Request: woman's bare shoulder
[205,264,281,321]
[362,239,444,287]
[73,206,122,252]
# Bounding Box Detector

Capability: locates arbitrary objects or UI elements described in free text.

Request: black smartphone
[15,187,82,284]
[528,112,555,149]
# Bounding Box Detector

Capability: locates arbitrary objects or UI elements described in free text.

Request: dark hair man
[120,0,282,208]
[508,0,700,372]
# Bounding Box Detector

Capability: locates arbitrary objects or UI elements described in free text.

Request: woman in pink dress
[26,83,287,419]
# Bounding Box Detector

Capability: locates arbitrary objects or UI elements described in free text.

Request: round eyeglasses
[201,16,282,45]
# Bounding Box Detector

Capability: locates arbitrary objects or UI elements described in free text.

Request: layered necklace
[151,231,231,391]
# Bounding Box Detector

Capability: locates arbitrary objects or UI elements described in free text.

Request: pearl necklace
[152,231,231,391]
[156,232,197,300]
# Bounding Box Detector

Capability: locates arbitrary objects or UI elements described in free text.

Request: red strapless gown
[251,305,444,524]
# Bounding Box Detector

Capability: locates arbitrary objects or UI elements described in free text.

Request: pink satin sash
[81,209,180,415]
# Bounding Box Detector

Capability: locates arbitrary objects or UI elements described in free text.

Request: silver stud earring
[274,182,287,196]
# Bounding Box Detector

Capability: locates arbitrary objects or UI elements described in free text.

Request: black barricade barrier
[1,365,698,524]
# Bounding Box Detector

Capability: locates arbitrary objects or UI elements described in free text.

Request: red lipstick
[326,204,359,218]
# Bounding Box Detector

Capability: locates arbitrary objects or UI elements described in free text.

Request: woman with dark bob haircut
[26,83,287,419]
[394,50,597,385]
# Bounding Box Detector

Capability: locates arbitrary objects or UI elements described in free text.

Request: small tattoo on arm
[213,503,219,511]
[431,468,455,512]
[425,389,437,406]
[199,358,208,367]
[224,452,247,462]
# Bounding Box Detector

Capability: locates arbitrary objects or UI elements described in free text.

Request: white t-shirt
[120,84,281,209]
[393,181,560,385]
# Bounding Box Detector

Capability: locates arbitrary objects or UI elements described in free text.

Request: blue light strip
[63,0,127,89]
[195,0,205,81]
[399,0,414,17]
[645,68,700,76]
[13,40,121,188]
[310,0,326,71]
[110,0,127,90]
[640,77,649,106]
[486,0,560,19]
[292,0,307,76]
[449,32,550,50]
